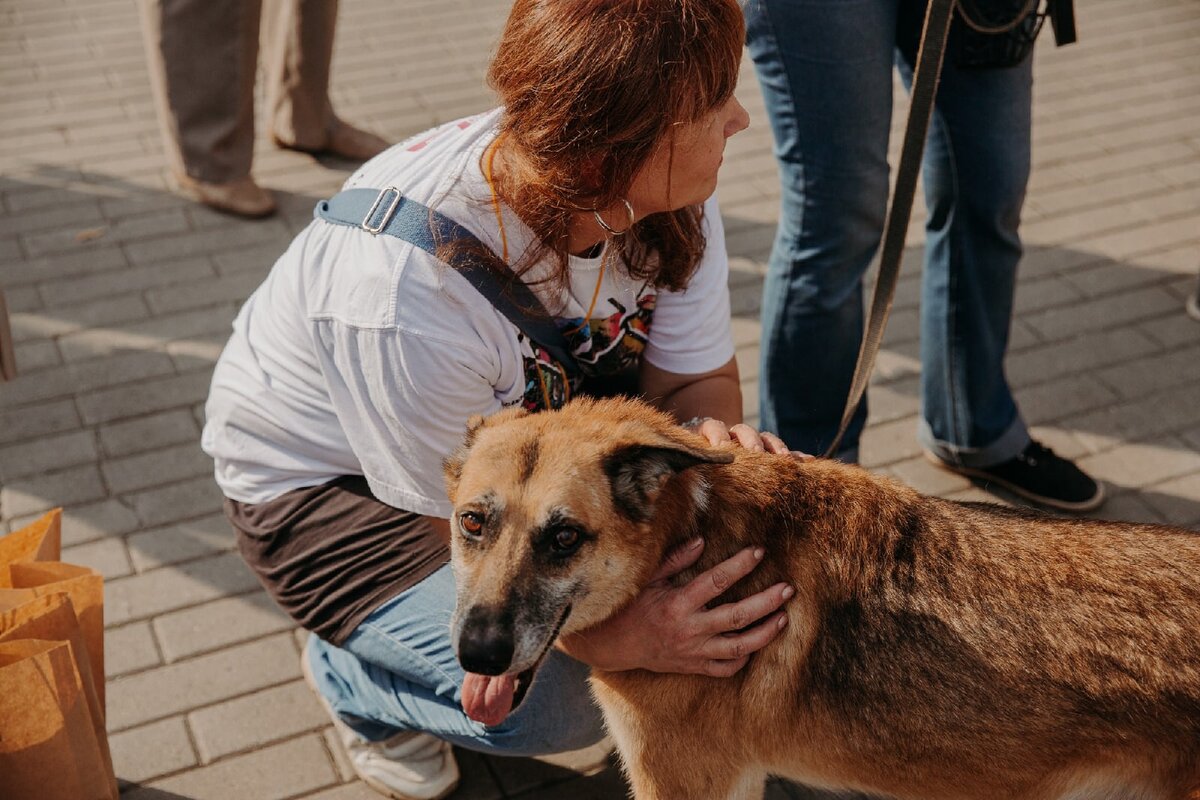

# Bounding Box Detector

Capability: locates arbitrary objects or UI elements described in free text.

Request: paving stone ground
[1,0,1198,797]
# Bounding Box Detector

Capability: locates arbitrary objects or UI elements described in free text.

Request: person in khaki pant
[140,0,389,218]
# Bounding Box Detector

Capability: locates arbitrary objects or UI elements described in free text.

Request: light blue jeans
[305,564,607,755]
[744,0,1034,467]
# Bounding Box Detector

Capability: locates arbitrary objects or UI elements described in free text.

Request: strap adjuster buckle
[362,187,402,235]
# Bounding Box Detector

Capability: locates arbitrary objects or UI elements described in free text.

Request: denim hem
[917,414,1029,468]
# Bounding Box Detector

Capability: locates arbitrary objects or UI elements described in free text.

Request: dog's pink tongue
[462,672,516,726]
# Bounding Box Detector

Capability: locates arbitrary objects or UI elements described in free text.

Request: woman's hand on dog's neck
[558,538,792,676]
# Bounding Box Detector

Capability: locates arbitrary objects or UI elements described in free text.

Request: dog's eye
[459,512,484,537]
[551,526,582,554]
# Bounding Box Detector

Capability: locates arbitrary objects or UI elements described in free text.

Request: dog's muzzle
[456,603,573,712]
[457,606,516,676]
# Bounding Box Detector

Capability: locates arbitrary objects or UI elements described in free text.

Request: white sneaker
[301,645,460,800]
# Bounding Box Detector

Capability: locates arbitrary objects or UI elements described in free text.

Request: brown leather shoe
[173,174,276,219]
[275,118,390,162]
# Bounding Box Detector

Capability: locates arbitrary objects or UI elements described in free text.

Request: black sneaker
[925,441,1106,513]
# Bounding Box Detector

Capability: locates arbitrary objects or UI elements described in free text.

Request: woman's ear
[578,152,610,195]
[602,441,733,522]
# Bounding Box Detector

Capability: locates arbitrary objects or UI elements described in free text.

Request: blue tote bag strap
[314,187,581,377]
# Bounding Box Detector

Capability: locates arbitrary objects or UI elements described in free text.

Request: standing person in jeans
[139,0,389,218]
[202,1,798,798]
[743,0,1104,512]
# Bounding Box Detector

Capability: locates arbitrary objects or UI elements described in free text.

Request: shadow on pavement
[722,212,1200,528]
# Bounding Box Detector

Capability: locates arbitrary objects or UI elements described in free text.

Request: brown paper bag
[0,592,117,799]
[0,510,117,799]
[0,510,104,711]
[0,562,106,710]
[0,508,61,564]
[0,638,113,800]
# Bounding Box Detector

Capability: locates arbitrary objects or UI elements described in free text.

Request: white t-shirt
[201,109,735,518]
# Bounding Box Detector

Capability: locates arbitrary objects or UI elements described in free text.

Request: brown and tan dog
[443,397,1200,800]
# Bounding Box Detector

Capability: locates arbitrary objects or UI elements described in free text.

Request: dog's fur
[444,397,1200,800]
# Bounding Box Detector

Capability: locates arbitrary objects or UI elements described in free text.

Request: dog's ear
[603,441,733,522]
[443,407,531,498]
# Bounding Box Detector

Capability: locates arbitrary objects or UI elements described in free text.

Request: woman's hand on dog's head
[688,418,813,461]
[559,538,794,677]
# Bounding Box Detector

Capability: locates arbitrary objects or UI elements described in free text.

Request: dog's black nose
[457,607,515,676]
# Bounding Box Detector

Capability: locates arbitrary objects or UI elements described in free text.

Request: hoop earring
[593,199,636,237]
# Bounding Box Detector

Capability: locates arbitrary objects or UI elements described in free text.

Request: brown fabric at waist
[225,475,449,645]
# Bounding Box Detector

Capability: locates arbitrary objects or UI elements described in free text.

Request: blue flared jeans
[744,0,1034,467]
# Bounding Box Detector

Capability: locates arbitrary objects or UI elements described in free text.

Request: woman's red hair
[480,0,745,295]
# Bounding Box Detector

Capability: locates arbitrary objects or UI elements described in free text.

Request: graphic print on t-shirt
[564,291,656,374]
[520,284,658,411]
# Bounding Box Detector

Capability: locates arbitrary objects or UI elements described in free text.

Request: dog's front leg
[615,728,762,800]
[623,758,761,800]
[624,762,763,800]
[594,679,764,800]
[725,769,768,800]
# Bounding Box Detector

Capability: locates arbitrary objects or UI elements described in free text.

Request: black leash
[823,0,958,458]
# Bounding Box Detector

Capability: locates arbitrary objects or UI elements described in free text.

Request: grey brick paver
[76,370,215,427]
[131,735,337,800]
[106,633,300,732]
[1060,258,1183,299]
[98,408,200,458]
[11,338,62,372]
[1140,471,1200,527]
[154,591,293,662]
[859,415,924,469]
[8,294,151,347]
[63,535,133,580]
[0,397,80,445]
[888,457,973,496]
[1094,343,1200,400]
[0,462,108,519]
[1,0,1197,797]
[1,349,173,406]
[1139,313,1200,349]
[1071,385,1200,455]
[105,550,260,627]
[21,208,190,259]
[103,621,161,679]
[49,497,142,545]
[315,729,355,786]
[1005,328,1161,389]
[40,256,213,309]
[122,473,227,528]
[123,219,295,265]
[1014,373,1120,426]
[1080,490,1169,526]
[1021,285,1183,341]
[0,428,97,481]
[1077,437,1200,490]
[101,440,214,495]
[126,512,234,573]
[108,717,198,784]
[189,681,330,761]
[145,269,267,316]
[59,306,236,363]
[0,244,129,287]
